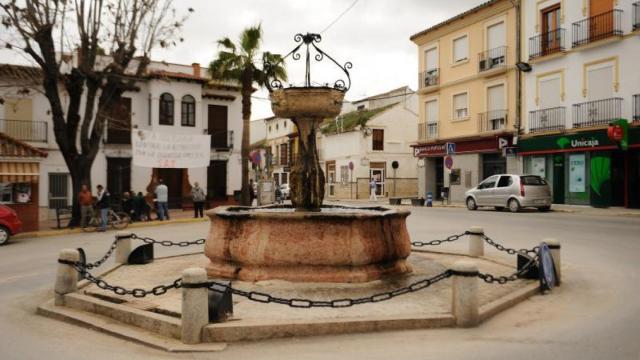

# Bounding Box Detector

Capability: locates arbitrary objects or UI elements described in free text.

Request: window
[539,75,562,108]
[450,169,461,185]
[541,4,561,53]
[269,126,272,132]
[181,95,195,126]
[159,93,174,125]
[453,92,468,119]
[372,129,384,151]
[106,97,132,144]
[497,175,513,188]
[357,105,365,111]
[424,47,438,71]
[340,165,349,183]
[486,21,505,50]
[280,143,288,165]
[48,173,68,209]
[426,100,438,124]
[587,64,614,101]
[276,123,279,131]
[478,175,499,189]
[452,35,468,63]
[521,175,547,186]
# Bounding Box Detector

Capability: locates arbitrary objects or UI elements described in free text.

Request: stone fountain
[205,33,412,282]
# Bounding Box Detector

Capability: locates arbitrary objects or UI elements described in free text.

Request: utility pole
[514,0,522,144]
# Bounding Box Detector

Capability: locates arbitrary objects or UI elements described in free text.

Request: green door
[552,154,565,204]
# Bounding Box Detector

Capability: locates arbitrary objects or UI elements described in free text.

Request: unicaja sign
[571,138,599,148]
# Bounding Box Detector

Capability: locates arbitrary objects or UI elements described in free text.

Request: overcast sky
[0,0,483,120]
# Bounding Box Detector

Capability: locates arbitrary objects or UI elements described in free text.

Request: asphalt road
[0,206,638,360]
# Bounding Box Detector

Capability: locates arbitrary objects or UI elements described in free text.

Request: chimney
[192,63,201,78]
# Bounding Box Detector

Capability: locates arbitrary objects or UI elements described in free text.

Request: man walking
[369,177,378,201]
[95,185,110,232]
[78,184,93,228]
[191,182,206,218]
[155,179,169,221]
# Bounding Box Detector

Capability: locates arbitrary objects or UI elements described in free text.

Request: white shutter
[487,22,505,49]
[487,85,504,111]
[587,65,613,101]
[539,77,561,108]
[453,93,468,118]
[453,36,468,62]
[426,100,438,124]
[425,48,438,70]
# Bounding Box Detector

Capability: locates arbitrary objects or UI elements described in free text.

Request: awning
[0,162,39,183]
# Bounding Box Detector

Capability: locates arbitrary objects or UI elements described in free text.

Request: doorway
[590,0,614,40]
[208,105,228,148]
[326,161,336,196]
[107,158,131,206]
[611,151,625,207]
[482,153,506,180]
[435,157,444,200]
[207,160,227,201]
[156,168,184,208]
[370,162,386,196]
[552,154,565,204]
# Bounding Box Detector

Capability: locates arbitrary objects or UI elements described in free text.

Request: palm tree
[209,25,287,206]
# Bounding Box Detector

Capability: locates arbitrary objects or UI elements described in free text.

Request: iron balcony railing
[418,122,438,141]
[478,110,507,132]
[478,46,507,72]
[572,97,623,128]
[529,28,566,59]
[529,107,566,133]
[210,130,234,149]
[0,119,48,142]
[633,94,640,123]
[572,9,623,47]
[634,2,640,30]
[418,68,439,89]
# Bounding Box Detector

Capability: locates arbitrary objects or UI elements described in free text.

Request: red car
[0,205,22,245]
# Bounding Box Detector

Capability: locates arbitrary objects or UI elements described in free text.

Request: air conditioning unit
[479,59,487,71]
[490,117,506,130]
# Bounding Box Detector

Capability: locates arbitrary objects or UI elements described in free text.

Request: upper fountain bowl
[270,87,345,119]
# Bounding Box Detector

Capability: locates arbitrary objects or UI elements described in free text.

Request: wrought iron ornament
[265,32,353,92]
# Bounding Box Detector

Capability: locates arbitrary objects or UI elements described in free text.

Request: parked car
[465,174,552,213]
[279,183,291,200]
[0,205,22,245]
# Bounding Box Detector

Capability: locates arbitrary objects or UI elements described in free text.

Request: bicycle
[82,208,130,232]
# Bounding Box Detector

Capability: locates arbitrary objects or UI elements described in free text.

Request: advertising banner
[132,130,210,168]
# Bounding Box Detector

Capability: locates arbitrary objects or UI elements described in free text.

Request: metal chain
[83,238,120,270]
[477,255,539,284]
[206,271,453,308]
[131,234,205,247]
[411,231,469,247]
[481,234,539,256]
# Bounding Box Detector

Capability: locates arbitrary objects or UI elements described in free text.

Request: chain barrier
[481,234,539,256]
[477,255,539,284]
[411,231,469,247]
[130,234,206,247]
[82,238,119,270]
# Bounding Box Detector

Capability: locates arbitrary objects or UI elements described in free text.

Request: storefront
[519,127,640,208]
[0,133,47,231]
[413,133,514,202]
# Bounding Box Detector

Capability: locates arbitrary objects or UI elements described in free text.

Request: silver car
[465,174,552,212]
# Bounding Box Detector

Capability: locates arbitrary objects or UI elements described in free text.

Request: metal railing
[572,98,623,128]
[572,9,623,47]
[633,94,640,123]
[478,110,507,132]
[418,68,439,89]
[529,107,566,133]
[478,46,507,72]
[0,119,48,142]
[210,130,234,149]
[634,2,640,31]
[418,122,438,141]
[529,28,566,59]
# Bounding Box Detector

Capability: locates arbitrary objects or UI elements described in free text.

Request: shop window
[159,93,174,125]
[0,183,32,204]
[372,129,384,151]
[450,169,461,185]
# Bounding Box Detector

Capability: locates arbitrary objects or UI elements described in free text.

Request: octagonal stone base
[204,205,413,283]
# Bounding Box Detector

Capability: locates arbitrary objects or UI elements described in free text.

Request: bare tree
[0,0,191,225]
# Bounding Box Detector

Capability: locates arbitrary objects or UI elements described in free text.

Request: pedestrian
[275,186,282,204]
[78,184,93,228]
[95,185,110,231]
[191,182,206,218]
[369,177,378,201]
[122,191,133,218]
[155,179,169,221]
[249,179,257,206]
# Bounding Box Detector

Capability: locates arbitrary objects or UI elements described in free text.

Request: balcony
[572,9,622,48]
[0,119,48,142]
[529,28,566,60]
[478,110,507,132]
[634,2,640,31]
[418,122,438,141]
[210,130,234,149]
[633,94,640,123]
[478,46,507,72]
[572,98,622,128]
[529,107,566,133]
[418,68,439,89]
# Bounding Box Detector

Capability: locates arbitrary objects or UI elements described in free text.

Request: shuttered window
[453,93,468,119]
[426,100,438,124]
[487,84,505,111]
[425,47,438,71]
[539,76,561,109]
[372,129,384,151]
[487,22,506,49]
[453,36,468,62]
[587,65,614,101]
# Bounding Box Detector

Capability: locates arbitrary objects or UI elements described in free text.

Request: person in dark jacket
[95,185,110,231]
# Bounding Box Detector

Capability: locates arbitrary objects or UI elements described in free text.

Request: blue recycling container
[426,192,433,207]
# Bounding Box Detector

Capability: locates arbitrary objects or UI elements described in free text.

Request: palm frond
[240,24,262,57]
[217,37,237,53]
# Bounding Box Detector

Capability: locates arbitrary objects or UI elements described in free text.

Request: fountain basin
[204,205,413,283]
[270,87,344,119]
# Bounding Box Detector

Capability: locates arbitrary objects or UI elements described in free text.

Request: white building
[0,58,243,221]
[317,86,420,199]
[261,116,297,186]
[520,0,640,208]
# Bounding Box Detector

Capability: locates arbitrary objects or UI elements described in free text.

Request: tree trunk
[240,70,253,206]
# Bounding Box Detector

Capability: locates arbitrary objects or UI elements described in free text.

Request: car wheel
[0,226,10,245]
[538,206,551,212]
[508,199,521,213]
[466,197,477,210]
[494,206,504,211]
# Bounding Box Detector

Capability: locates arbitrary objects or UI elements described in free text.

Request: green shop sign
[519,127,640,153]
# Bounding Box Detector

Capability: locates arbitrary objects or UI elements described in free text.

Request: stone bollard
[468,226,484,257]
[181,267,209,344]
[451,260,479,327]
[54,249,80,306]
[543,238,561,285]
[115,232,133,264]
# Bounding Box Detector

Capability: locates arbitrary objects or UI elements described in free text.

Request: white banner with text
[132,130,210,168]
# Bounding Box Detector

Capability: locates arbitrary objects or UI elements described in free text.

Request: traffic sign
[444,155,453,170]
[446,142,456,155]
[348,161,354,170]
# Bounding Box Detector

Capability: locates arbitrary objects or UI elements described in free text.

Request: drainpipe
[514,0,522,144]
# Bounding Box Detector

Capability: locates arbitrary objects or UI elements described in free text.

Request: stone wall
[325,177,418,200]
